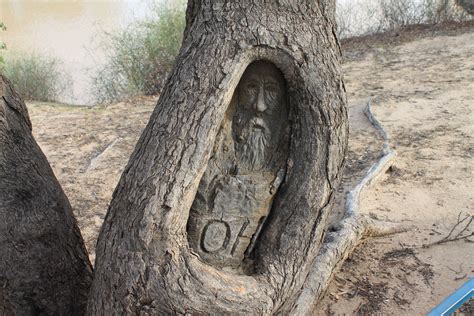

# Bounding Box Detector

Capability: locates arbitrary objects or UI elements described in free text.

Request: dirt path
[27,27,473,314]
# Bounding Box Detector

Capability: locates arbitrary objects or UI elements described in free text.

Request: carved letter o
[200,220,231,253]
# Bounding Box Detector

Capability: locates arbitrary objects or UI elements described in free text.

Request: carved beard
[237,117,270,172]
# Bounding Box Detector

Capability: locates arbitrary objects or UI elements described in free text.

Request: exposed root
[364,98,391,155]
[345,146,396,216]
[291,99,405,314]
[364,217,412,237]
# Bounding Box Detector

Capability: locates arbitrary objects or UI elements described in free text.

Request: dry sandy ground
[319,27,474,315]
[27,97,156,264]
[27,27,473,314]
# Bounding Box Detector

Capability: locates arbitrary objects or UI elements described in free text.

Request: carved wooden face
[238,71,283,115]
[233,61,287,171]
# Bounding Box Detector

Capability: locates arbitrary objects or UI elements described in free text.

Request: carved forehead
[240,60,285,84]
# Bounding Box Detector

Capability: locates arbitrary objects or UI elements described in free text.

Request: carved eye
[265,83,278,99]
[266,84,277,93]
[246,82,258,92]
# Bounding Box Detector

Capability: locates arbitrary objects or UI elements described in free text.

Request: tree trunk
[0,75,93,315]
[88,0,347,314]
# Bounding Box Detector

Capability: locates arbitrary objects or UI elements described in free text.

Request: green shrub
[3,52,72,102]
[91,0,186,104]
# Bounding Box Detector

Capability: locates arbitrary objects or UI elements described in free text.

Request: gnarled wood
[88,1,347,314]
[0,75,92,314]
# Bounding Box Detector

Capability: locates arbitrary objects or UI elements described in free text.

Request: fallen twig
[454,274,467,281]
[423,213,473,248]
[447,263,463,275]
[86,138,121,171]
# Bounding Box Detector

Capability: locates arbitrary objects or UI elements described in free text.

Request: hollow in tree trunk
[88,1,348,314]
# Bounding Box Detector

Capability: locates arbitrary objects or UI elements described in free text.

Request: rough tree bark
[88,0,347,314]
[0,75,93,315]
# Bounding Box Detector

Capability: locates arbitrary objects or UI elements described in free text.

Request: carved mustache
[249,117,269,134]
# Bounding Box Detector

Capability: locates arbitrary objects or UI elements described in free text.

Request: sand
[27,26,473,314]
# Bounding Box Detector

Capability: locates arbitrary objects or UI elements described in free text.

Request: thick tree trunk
[89,0,347,314]
[0,75,93,314]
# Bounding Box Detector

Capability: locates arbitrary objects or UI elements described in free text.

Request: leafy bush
[336,0,472,39]
[378,0,426,29]
[3,52,72,102]
[378,0,470,30]
[91,0,186,103]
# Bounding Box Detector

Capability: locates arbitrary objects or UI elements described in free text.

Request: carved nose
[255,88,267,112]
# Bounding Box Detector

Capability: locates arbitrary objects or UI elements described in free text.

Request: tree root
[290,99,408,314]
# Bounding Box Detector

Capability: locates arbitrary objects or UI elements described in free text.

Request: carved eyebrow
[264,78,278,85]
[265,83,279,92]
[246,79,259,85]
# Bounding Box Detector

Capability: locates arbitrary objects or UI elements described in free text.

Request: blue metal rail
[428,278,474,316]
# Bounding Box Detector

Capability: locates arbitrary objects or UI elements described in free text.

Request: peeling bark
[0,75,93,314]
[89,1,348,314]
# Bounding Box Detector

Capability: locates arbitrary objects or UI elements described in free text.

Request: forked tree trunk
[0,75,93,314]
[89,0,347,314]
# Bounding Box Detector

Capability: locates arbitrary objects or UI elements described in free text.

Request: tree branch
[423,213,474,248]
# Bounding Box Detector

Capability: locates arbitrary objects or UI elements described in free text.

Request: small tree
[88,0,348,314]
[2,1,356,314]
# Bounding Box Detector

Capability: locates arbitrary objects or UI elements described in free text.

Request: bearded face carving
[187,61,289,272]
[233,64,287,172]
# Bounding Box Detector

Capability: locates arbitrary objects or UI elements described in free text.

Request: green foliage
[3,52,72,102]
[91,0,186,103]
